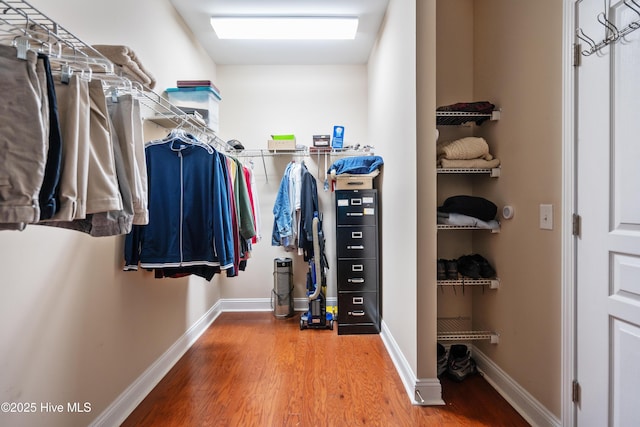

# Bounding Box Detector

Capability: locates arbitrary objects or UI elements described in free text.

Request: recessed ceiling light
[210,16,359,40]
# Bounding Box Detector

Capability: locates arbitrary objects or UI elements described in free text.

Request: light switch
[540,204,553,230]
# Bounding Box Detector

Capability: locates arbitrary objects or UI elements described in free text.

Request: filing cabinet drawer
[335,190,378,226]
[337,292,379,325]
[337,259,378,292]
[336,226,377,259]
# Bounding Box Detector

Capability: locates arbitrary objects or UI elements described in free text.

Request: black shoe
[456,255,481,279]
[471,254,496,278]
[437,343,447,377]
[437,259,447,280]
[447,344,477,381]
[445,259,458,280]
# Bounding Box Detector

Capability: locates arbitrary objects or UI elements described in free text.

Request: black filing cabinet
[335,189,380,334]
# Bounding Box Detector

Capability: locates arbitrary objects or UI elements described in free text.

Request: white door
[576,0,640,425]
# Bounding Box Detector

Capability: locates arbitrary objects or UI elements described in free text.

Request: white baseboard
[221,297,337,312]
[380,320,444,406]
[89,301,223,427]
[472,346,561,427]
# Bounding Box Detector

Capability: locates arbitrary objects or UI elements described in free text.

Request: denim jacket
[272,162,294,248]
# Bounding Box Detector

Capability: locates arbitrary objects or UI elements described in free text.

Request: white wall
[368,0,421,377]
[216,65,368,301]
[0,1,221,426]
[472,0,563,416]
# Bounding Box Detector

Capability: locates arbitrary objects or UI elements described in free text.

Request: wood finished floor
[122,312,530,426]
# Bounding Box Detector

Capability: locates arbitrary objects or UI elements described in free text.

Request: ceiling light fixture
[210,16,359,40]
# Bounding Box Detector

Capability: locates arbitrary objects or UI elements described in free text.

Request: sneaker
[456,255,481,279]
[445,259,458,280]
[471,254,496,278]
[447,344,477,381]
[437,259,447,281]
[437,343,447,377]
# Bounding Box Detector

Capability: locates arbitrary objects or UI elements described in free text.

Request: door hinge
[572,380,581,404]
[573,43,582,67]
[573,213,581,237]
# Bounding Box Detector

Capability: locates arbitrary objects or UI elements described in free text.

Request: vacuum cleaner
[300,215,334,330]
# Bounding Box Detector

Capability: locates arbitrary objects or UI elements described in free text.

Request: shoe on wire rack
[437,259,447,281]
[456,255,481,279]
[447,344,477,381]
[471,253,496,278]
[437,343,447,377]
[445,259,458,280]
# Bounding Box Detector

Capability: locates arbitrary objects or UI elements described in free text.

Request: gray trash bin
[273,257,294,318]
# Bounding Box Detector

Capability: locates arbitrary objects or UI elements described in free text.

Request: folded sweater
[437,137,492,161]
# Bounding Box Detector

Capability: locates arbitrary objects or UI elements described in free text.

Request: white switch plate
[540,204,553,230]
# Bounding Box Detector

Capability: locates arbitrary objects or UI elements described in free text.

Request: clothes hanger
[163,127,214,154]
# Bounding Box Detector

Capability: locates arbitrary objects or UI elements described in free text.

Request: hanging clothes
[0,45,147,237]
[243,164,262,244]
[124,130,234,275]
[298,165,321,262]
[272,161,321,260]
[37,76,147,237]
[272,161,296,250]
[0,44,48,228]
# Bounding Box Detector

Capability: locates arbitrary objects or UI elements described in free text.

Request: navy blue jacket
[124,137,234,271]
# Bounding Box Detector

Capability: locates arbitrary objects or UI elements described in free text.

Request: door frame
[562,0,577,426]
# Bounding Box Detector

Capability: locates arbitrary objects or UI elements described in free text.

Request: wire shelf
[437,278,499,289]
[436,110,500,126]
[437,317,499,343]
[0,0,113,71]
[437,167,500,177]
[437,224,500,233]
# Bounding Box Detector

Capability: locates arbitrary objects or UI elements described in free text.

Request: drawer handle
[351,231,363,239]
[351,199,362,205]
[348,278,365,284]
[352,264,364,272]
[347,181,365,185]
[347,212,364,217]
[352,297,364,304]
[347,245,364,250]
[349,310,365,317]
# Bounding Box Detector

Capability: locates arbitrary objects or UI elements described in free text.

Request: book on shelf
[176,80,220,93]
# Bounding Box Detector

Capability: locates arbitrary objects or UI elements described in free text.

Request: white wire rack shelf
[437,317,499,344]
[0,0,113,71]
[437,278,499,289]
[227,147,376,157]
[437,167,500,177]
[437,224,500,233]
[436,110,501,126]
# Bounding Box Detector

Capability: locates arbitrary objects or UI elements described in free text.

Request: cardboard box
[267,139,296,151]
[333,170,379,190]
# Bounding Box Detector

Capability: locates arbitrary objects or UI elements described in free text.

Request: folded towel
[439,158,501,168]
[92,45,156,90]
[437,137,492,161]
